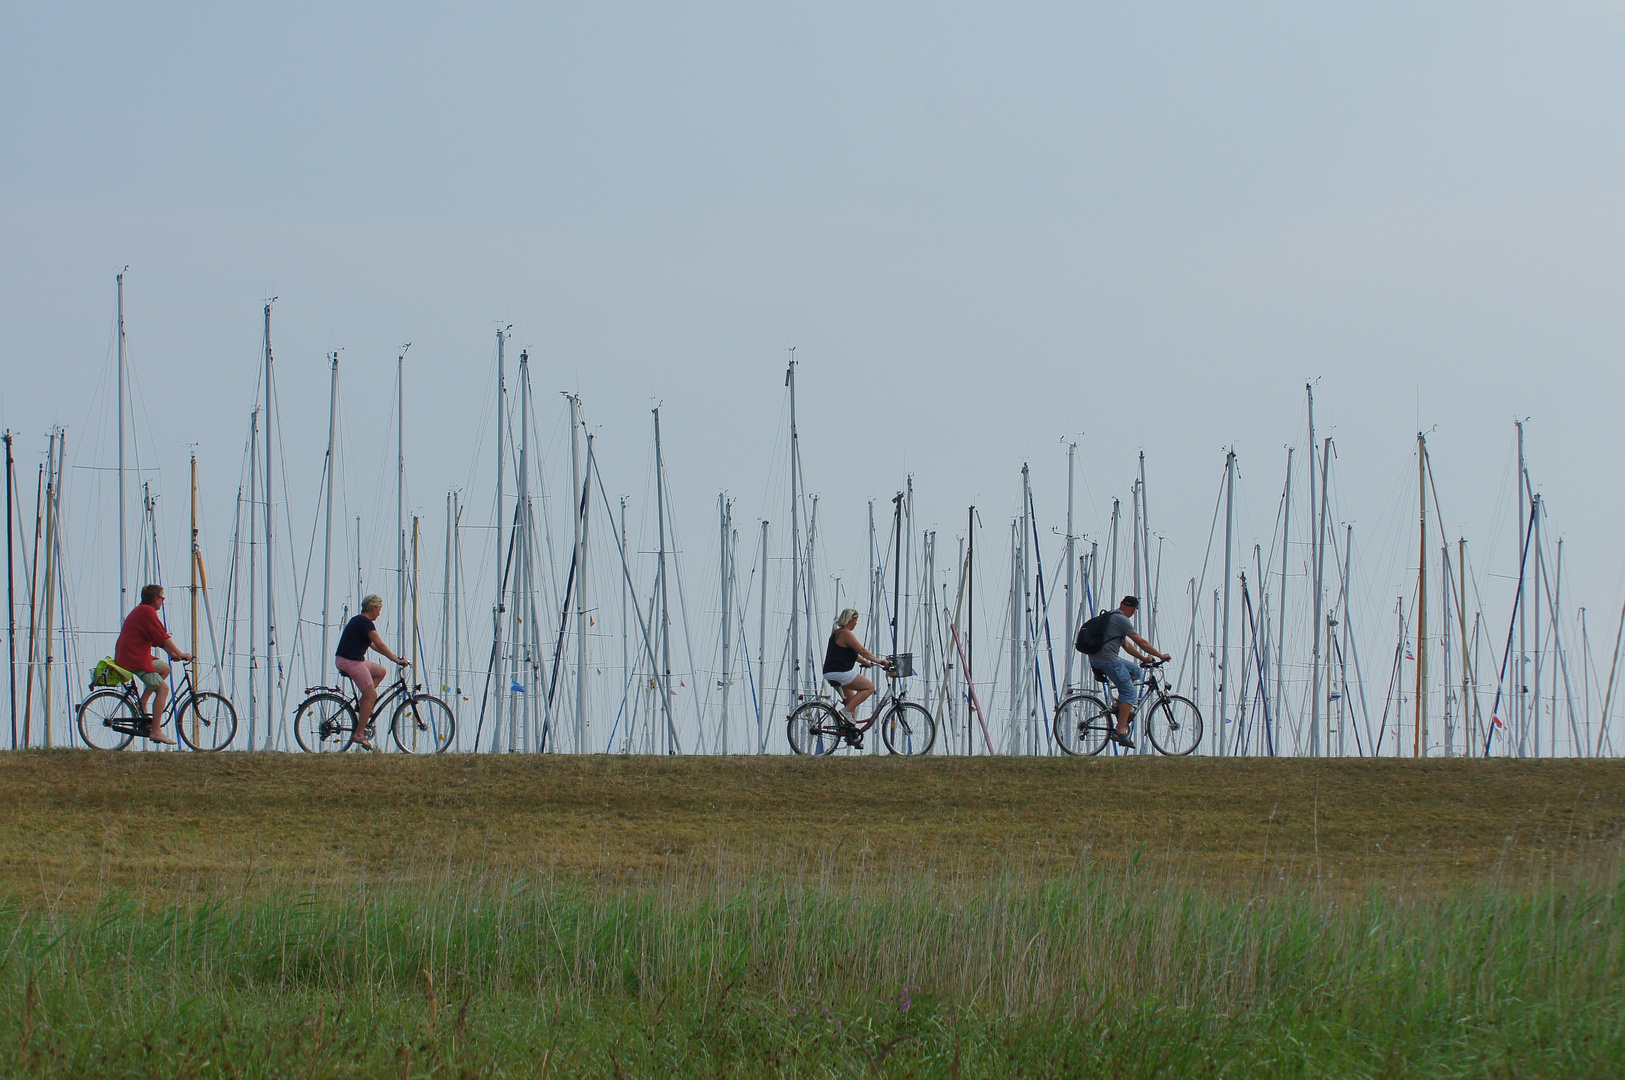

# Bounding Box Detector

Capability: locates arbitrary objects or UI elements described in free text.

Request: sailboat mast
[1063,442,1076,693]
[719,495,732,754]
[1219,449,1235,756]
[321,353,338,675]
[1312,437,1331,757]
[786,351,801,697]
[654,406,673,752]
[493,328,509,749]
[568,394,586,754]
[247,409,259,747]
[397,344,409,668]
[758,518,768,754]
[4,430,14,749]
[190,453,199,697]
[117,269,128,616]
[263,301,277,749]
[1276,448,1292,740]
[1416,433,1428,757]
[577,432,592,753]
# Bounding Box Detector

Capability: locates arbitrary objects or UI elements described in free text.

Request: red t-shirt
[114,604,170,673]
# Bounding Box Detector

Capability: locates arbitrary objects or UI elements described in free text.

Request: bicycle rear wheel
[293,693,359,753]
[1145,694,1203,756]
[880,701,936,756]
[176,692,238,751]
[786,700,842,755]
[1052,693,1111,756]
[391,694,455,754]
[77,689,138,751]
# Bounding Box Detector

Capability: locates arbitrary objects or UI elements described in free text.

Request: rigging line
[1373,598,1409,758]
[472,487,525,752]
[1028,481,1061,715]
[1482,503,1539,756]
[660,449,710,755]
[591,448,680,753]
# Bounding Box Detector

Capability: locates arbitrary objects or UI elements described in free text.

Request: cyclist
[822,608,890,745]
[333,594,410,751]
[1084,595,1170,749]
[113,584,193,745]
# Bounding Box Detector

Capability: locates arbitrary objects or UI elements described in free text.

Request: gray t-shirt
[1086,611,1137,667]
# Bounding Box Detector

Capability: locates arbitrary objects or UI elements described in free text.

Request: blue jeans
[1092,658,1142,706]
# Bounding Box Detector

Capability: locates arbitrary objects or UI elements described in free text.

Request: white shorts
[825,667,861,688]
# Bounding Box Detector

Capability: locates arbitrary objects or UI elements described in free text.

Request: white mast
[654,406,674,752]
[785,351,801,698]
[1063,441,1076,694]
[116,269,128,616]
[263,301,278,750]
[575,391,594,753]
[1311,437,1331,757]
[758,518,769,753]
[320,352,339,677]
[396,343,410,675]
[1276,448,1292,745]
[719,494,732,754]
[492,327,509,751]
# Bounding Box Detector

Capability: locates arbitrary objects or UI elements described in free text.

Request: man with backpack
[1077,595,1169,749]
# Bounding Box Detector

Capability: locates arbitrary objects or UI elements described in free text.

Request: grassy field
[2,752,1622,1077]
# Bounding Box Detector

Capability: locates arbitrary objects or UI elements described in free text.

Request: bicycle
[293,666,455,753]
[76,667,239,751]
[1052,659,1203,756]
[787,653,937,756]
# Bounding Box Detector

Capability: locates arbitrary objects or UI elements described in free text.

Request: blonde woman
[333,594,409,750]
[822,608,891,737]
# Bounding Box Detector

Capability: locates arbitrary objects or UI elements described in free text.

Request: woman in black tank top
[823,608,888,724]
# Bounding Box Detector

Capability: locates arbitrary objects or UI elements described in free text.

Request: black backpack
[1074,610,1114,655]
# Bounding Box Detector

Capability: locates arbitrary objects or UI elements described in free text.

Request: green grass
[4,752,1623,1076]
[3,853,1623,1077]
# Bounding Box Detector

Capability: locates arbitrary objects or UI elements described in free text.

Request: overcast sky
[3,2,1624,746]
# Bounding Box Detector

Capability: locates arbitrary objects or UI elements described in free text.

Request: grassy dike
[2,752,1622,1076]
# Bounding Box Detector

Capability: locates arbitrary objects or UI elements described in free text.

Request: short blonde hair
[362,594,384,615]
[835,608,860,629]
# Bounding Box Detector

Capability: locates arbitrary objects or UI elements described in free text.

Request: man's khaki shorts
[137,670,165,692]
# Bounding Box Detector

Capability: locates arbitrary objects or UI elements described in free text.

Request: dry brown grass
[2,750,1621,911]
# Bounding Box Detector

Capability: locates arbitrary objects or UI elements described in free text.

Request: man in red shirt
[114,584,193,745]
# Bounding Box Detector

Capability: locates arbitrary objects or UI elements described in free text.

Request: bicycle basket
[90,657,134,688]
[889,652,916,678]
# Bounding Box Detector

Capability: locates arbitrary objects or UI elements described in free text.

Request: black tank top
[823,630,858,674]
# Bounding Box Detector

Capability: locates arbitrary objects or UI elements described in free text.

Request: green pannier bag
[90,657,135,688]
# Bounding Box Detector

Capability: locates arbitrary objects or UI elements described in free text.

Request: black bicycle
[787,653,937,756]
[1052,659,1203,756]
[77,668,239,751]
[293,667,455,753]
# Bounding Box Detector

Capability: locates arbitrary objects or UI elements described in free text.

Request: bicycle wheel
[1145,694,1203,756]
[880,701,937,756]
[1052,693,1111,756]
[786,700,842,755]
[176,692,238,751]
[293,693,359,753]
[391,693,455,754]
[77,689,138,751]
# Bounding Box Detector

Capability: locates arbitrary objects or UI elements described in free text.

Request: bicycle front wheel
[293,693,359,753]
[176,692,238,751]
[1052,693,1111,756]
[391,694,455,754]
[77,689,137,751]
[880,701,936,756]
[1146,694,1203,756]
[787,700,842,755]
